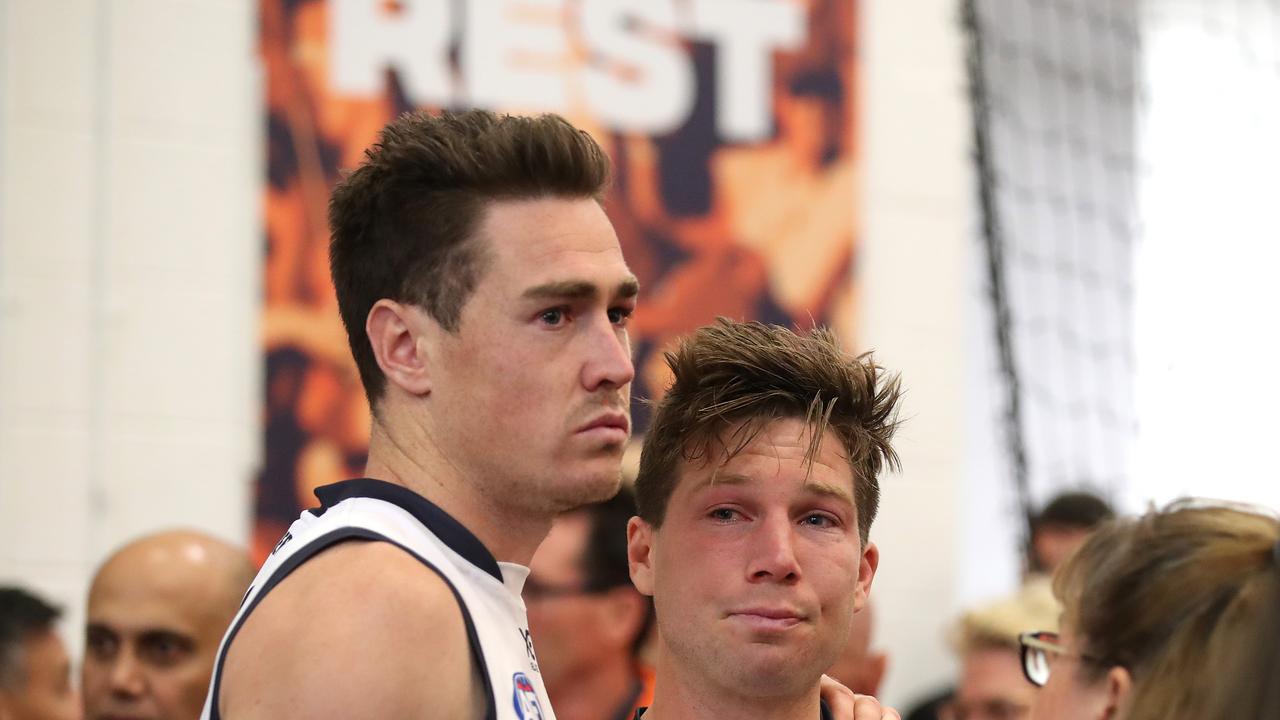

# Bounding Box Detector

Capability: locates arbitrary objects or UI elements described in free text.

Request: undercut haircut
[0,587,61,690]
[328,109,612,404]
[635,318,902,544]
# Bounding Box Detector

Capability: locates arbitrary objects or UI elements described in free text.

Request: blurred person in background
[937,582,1059,720]
[825,603,887,697]
[0,588,80,720]
[527,486,654,720]
[907,490,1110,720]
[82,531,252,720]
[1020,500,1280,720]
[1025,492,1113,578]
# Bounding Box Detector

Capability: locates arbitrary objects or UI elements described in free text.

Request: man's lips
[575,411,631,437]
[727,607,808,631]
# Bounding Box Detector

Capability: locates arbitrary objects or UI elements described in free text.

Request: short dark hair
[0,587,61,689]
[635,318,902,544]
[1035,491,1114,531]
[328,110,613,405]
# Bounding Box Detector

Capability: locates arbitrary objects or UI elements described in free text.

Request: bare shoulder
[220,540,484,719]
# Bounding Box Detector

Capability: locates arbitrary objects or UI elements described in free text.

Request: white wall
[859,0,973,706]
[0,0,260,656]
[1129,0,1280,514]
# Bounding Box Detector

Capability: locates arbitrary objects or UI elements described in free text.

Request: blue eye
[709,508,738,522]
[539,309,566,326]
[802,514,836,528]
[608,307,633,325]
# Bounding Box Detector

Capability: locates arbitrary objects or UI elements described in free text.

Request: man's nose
[107,651,147,698]
[747,515,802,582]
[581,316,635,392]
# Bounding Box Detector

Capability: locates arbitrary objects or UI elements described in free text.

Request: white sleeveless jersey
[201,479,555,720]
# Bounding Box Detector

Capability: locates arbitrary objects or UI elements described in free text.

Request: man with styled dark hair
[628,318,903,720]
[0,588,79,720]
[207,109,637,720]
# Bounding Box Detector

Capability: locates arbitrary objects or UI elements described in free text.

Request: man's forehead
[85,604,198,640]
[682,420,856,494]
[88,580,223,632]
[478,197,622,257]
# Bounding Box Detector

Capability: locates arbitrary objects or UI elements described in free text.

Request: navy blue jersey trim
[310,478,503,581]
[210,528,498,720]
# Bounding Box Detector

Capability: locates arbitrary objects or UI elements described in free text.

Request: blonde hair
[952,577,1060,655]
[1053,500,1280,720]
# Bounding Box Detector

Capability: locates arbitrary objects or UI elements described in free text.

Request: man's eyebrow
[698,473,854,503]
[138,629,196,646]
[522,276,640,301]
[802,480,855,503]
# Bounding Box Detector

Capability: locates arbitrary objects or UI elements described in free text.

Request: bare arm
[220,541,486,719]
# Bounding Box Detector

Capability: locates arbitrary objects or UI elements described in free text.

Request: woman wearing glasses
[1017,500,1280,719]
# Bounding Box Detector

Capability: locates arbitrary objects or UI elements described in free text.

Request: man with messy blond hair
[628,318,903,720]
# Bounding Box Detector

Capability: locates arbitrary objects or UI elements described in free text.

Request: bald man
[82,531,253,720]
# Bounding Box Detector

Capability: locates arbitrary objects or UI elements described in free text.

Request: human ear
[1101,665,1132,720]
[366,300,433,396]
[627,517,657,596]
[854,542,879,610]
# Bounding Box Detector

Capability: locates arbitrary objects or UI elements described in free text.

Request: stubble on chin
[491,463,624,516]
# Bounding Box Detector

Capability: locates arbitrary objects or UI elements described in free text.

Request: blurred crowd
[4,488,1276,720]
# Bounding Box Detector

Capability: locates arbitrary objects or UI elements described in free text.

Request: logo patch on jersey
[519,628,540,672]
[511,672,545,720]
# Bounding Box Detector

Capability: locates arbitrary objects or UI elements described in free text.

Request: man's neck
[643,657,820,720]
[363,418,552,566]
[548,657,640,720]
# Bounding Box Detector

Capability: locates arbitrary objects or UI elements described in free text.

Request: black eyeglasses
[1019,631,1063,686]
[1018,631,1103,687]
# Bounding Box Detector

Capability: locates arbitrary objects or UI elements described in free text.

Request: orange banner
[257,0,860,564]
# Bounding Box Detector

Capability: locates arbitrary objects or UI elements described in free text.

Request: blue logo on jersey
[511,672,545,720]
